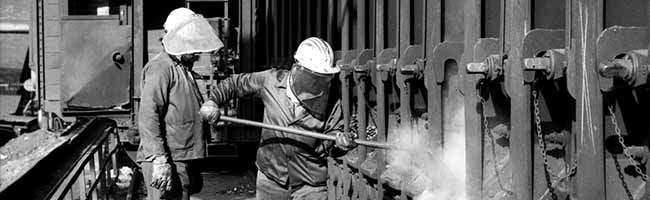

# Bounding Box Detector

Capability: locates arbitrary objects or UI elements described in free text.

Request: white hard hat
[294,37,338,74]
[162,14,224,55]
[163,8,195,31]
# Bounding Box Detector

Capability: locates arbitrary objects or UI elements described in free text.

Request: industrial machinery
[1,0,649,199]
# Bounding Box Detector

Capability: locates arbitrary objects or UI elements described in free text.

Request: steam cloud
[383,74,466,200]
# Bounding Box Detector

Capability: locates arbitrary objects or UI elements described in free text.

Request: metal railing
[48,125,135,200]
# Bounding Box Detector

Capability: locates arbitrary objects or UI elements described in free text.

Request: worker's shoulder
[256,68,289,84]
[143,53,174,74]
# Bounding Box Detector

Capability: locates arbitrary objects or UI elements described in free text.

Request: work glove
[334,132,358,151]
[150,156,173,191]
[199,100,221,124]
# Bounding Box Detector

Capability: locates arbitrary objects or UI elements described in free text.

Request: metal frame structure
[20,0,650,199]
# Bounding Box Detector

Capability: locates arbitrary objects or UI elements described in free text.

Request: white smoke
[384,119,466,200]
[385,74,466,200]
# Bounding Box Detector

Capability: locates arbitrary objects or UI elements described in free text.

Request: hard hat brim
[163,14,224,55]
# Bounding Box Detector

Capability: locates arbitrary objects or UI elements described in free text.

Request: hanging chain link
[565,159,578,179]
[608,105,650,182]
[613,152,635,200]
[478,93,513,196]
[532,88,558,200]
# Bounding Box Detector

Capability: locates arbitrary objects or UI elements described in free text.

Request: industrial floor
[126,149,257,200]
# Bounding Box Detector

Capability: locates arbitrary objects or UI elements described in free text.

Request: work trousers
[141,161,203,200]
[255,171,327,200]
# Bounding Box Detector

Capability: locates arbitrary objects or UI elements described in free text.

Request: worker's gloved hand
[199,100,221,124]
[150,156,173,191]
[334,132,357,151]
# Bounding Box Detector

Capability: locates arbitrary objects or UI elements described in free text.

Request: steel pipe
[219,116,394,149]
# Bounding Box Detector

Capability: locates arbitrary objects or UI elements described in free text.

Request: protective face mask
[289,65,335,120]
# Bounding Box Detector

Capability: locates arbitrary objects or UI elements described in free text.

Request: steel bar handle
[219,116,394,149]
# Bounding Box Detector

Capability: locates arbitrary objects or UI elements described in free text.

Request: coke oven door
[60,5,132,110]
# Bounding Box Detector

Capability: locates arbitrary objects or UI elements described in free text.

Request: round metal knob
[112,51,125,64]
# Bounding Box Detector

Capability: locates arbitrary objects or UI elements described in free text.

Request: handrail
[48,121,126,200]
[84,134,120,199]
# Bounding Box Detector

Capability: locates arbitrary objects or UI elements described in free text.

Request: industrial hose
[220,116,394,149]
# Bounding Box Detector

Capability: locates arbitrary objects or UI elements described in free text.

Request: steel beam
[461,0,484,198]
[506,0,533,199]
[570,0,605,199]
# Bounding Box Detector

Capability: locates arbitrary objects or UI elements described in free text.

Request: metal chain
[608,105,650,182]
[532,88,558,200]
[478,94,513,196]
[566,159,578,178]
[613,152,635,200]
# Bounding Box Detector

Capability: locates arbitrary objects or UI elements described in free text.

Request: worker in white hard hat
[199,37,357,200]
[137,7,223,200]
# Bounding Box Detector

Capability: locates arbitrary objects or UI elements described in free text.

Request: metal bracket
[521,29,565,83]
[524,49,567,81]
[466,38,503,83]
[598,49,648,91]
[596,26,649,92]
[376,49,398,81]
[467,54,503,82]
[396,45,424,84]
[431,42,464,84]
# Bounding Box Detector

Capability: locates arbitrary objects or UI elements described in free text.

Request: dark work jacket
[136,52,206,162]
[209,68,344,187]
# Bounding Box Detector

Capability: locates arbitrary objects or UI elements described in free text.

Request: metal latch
[523,49,567,80]
[598,49,648,91]
[467,54,503,81]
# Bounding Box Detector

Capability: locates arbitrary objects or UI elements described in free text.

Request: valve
[466,54,503,81]
[598,49,648,91]
[523,49,567,80]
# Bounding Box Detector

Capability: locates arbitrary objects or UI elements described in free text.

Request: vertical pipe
[31,0,39,108]
[241,0,253,73]
[645,3,650,197]
[133,0,144,100]
[368,0,376,50]
[327,0,335,45]
[356,72,368,163]
[289,0,296,54]
[272,0,279,65]
[572,0,605,199]
[398,0,412,126]
[374,3,386,200]
[265,0,271,66]
[357,0,367,49]
[398,0,409,54]
[297,0,303,41]
[339,0,351,136]
[341,0,350,50]
[375,0,384,52]
[507,0,533,199]
[462,0,483,199]
[376,65,388,200]
[426,0,443,151]
[279,0,286,66]
[316,0,323,38]
[355,0,369,164]
[305,0,312,37]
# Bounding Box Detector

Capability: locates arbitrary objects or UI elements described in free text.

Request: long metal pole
[220,116,394,149]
